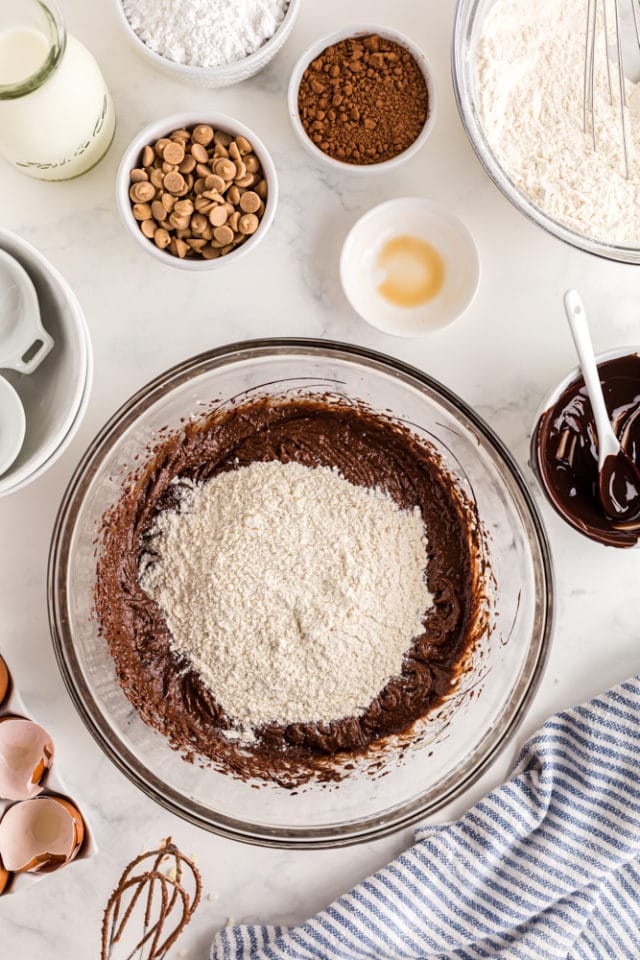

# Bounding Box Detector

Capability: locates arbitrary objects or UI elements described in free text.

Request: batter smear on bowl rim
[95,397,487,787]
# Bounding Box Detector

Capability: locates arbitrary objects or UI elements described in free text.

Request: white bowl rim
[113,0,301,77]
[530,344,640,547]
[339,196,481,337]
[115,112,279,272]
[287,23,437,175]
[0,376,26,477]
[0,229,91,495]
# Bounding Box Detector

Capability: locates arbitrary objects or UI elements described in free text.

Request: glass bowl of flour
[454,0,640,263]
[48,340,552,847]
[114,0,301,87]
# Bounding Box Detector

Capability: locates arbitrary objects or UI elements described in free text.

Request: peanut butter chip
[170,212,191,230]
[173,198,191,215]
[174,238,189,258]
[209,206,228,227]
[163,141,185,165]
[192,124,214,146]
[130,167,149,183]
[238,213,259,235]
[214,158,236,180]
[141,219,156,239]
[191,213,207,235]
[132,202,152,220]
[191,142,209,164]
[154,228,171,249]
[163,171,185,194]
[213,224,234,245]
[151,200,166,221]
[206,174,226,193]
[236,135,253,154]
[130,181,155,203]
[239,191,261,213]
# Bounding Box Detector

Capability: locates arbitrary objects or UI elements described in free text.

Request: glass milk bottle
[0,0,115,180]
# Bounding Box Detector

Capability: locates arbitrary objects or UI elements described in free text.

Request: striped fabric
[211,676,640,960]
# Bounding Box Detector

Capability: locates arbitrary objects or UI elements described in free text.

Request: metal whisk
[583,0,640,178]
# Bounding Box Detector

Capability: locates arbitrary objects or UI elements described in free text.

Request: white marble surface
[2,0,640,955]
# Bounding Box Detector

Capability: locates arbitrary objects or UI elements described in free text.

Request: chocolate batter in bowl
[49,340,552,847]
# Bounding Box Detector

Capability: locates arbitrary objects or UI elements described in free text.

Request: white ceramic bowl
[530,345,640,546]
[288,24,437,175]
[341,198,480,336]
[114,0,301,88]
[0,377,26,477]
[116,112,278,272]
[0,229,93,498]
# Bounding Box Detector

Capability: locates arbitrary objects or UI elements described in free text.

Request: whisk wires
[583,0,640,177]
[101,838,202,960]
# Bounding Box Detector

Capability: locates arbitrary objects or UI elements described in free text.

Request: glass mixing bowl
[452,0,640,264]
[48,340,553,848]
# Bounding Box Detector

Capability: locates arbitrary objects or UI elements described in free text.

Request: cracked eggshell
[0,717,54,801]
[0,656,8,705]
[0,795,84,873]
[0,863,9,894]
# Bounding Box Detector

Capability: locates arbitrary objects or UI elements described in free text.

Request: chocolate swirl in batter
[95,398,485,787]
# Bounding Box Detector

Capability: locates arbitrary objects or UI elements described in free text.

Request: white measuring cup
[0,249,54,374]
[0,375,26,476]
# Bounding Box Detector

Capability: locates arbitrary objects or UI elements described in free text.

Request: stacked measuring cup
[0,230,92,497]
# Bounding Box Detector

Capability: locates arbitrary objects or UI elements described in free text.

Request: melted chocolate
[95,398,484,787]
[533,353,640,547]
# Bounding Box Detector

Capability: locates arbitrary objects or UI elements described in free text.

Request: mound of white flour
[476,0,640,243]
[139,461,432,733]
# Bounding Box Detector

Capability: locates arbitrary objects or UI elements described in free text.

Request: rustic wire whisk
[583,0,640,177]
[101,838,202,960]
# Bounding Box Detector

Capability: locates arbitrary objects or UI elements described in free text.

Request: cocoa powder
[297,33,429,165]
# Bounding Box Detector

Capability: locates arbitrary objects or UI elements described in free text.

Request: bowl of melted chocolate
[532,348,640,548]
[49,340,552,846]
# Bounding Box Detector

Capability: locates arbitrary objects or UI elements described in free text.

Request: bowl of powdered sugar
[116,0,301,87]
[454,0,640,263]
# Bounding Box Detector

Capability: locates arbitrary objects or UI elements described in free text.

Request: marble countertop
[2,0,640,955]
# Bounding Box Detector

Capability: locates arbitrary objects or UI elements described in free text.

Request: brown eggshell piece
[0,656,9,705]
[0,863,9,895]
[0,717,54,801]
[0,795,84,873]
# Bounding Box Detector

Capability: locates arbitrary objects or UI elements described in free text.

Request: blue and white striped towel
[211,675,640,959]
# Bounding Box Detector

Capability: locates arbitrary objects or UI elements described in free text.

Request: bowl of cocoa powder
[288,26,436,173]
